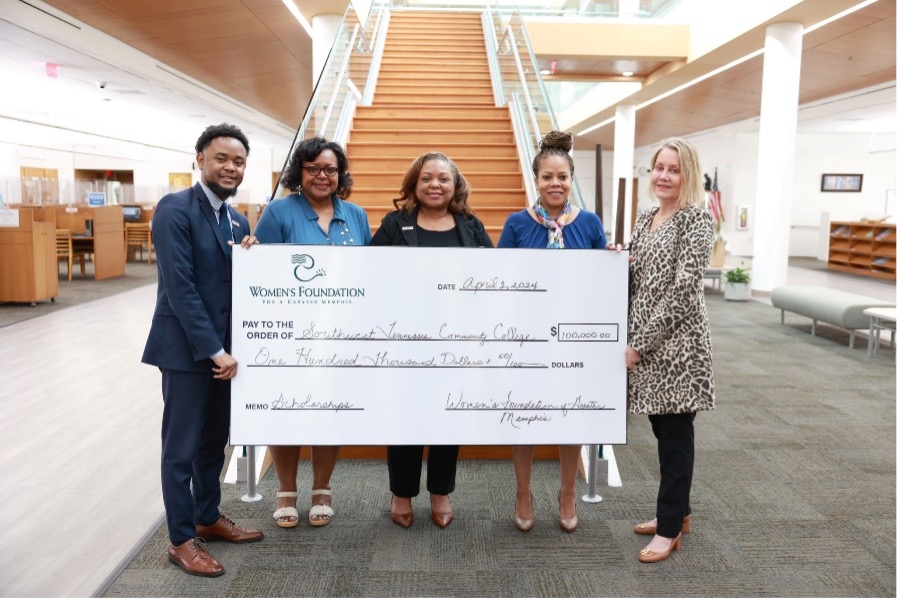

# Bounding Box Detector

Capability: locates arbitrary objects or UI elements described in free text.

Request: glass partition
[492,11,585,208]
[274,2,385,199]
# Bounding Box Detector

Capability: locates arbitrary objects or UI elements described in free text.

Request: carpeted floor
[102,291,896,597]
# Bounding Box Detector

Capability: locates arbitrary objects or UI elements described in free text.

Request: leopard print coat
[627,204,715,415]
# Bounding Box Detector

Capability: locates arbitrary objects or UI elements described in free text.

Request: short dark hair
[195,123,250,155]
[280,137,353,199]
[393,152,473,216]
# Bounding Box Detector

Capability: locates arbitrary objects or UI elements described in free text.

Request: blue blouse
[498,209,607,249]
[253,192,372,246]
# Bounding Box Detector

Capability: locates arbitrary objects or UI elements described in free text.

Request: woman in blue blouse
[498,130,606,533]
[254,136,372,529]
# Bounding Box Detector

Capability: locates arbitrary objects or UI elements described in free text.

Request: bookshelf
[828,221,896,280]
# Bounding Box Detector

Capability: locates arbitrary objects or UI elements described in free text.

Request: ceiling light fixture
[540,69,551,75]
[576,0,880,137]
[621,71,634,77]
[280,0,314,37]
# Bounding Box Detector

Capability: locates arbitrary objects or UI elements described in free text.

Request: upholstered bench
[771,286,894,348]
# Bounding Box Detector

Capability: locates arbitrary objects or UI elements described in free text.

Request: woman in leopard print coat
[625,137,714,563]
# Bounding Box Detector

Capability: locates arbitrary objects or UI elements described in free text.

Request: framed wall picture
[821,173,863,192]
[736,205,749,230]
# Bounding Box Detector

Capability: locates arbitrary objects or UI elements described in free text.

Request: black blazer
[370,207,494,248]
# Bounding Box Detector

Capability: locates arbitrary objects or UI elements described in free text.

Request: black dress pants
[387,445,459,497]
[649,412,695,539]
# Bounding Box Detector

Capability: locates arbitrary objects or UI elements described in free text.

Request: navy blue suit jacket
[142,183,250,372]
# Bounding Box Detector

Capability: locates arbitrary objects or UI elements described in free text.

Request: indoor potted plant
[723,263,751,301]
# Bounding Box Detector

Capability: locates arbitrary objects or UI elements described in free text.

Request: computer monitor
[122,205,142,222]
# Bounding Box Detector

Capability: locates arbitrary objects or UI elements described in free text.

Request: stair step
[349,129,514,144]
[382,45,486,54]
[390,14,481,22]
[355,192,527,210]
[378,64,489,75]
[352,171,524,188]
[389,20,481,28]
[355,105,508,118]
[375,77,491,86]
[380,57,488,67]
[350,156,521,172]
[373,94,495,105]
[348,142,517,158]
[352,116,512,130]
[384,35,486,45]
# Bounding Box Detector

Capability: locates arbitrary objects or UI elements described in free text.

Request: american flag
[708,168,724,232]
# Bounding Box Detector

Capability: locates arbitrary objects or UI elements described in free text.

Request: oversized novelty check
[230,245,628,445]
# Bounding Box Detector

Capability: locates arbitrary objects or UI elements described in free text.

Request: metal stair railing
[483,7,586,209]
[272,2,388,200]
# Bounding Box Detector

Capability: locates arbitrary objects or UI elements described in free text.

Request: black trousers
[649,412,695,538]
[387,445,459,498]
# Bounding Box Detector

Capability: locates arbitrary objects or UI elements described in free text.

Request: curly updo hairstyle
[531,130,574,178]
[280,136,353,199]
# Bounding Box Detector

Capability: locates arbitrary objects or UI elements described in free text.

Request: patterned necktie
[218,203,232,254]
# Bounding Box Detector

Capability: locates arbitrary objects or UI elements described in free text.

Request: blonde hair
[647,137,705,209]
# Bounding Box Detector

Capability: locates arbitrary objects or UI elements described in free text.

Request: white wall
[628,129,895,258]
[0,126,286,207]
[573,149,614,235]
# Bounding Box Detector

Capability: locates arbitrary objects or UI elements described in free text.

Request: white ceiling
[0,1,894,159]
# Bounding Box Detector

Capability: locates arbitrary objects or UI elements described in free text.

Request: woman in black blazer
[371,151,493,528]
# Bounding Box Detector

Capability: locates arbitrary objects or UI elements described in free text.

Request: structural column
[312,15,344,87]
[751,22,803,292]
[612,104,636,243]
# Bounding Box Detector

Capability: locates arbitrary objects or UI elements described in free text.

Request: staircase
[339,12,557,462]
[347,11,527,243]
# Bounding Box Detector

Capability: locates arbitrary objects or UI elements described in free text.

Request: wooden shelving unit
[828,221,896,280]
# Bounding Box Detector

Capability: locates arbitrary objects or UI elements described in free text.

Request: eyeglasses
[303,165,339,177]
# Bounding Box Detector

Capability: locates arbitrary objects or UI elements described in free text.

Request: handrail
[273,2,386,200]
[489,11,586,208]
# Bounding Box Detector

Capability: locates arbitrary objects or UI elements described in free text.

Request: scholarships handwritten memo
[230,245,628,445]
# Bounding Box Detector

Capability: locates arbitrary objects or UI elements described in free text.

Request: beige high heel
[639,533,682,563]
[558,490,578,533]
[514,491,533,532]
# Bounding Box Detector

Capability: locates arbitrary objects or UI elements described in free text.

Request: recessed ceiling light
[540,69,551,75]
[622,71,634,77]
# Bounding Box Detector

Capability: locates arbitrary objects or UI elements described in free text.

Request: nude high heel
[638,533,682,563]
[514,491,533,532]
[558,490,578,533]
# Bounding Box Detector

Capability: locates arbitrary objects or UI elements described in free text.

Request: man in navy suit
[143,123,262,577]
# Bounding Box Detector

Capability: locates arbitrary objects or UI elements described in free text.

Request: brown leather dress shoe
[168,538,224,577]
[195,515,264,543]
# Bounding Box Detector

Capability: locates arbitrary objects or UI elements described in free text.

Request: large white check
[230,245,628,445]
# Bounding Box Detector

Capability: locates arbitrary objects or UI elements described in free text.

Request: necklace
[328,221,354,246]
